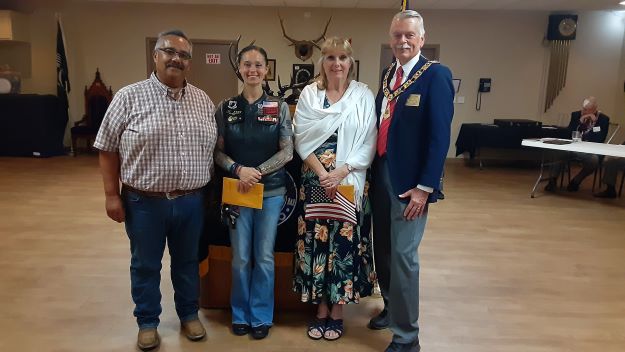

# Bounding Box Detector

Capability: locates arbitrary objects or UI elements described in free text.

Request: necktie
[377,66,404,157]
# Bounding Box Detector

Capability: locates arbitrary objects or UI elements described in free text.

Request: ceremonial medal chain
[383,60,436,102]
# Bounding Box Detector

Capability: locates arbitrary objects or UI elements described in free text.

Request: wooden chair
[70,69,112,155]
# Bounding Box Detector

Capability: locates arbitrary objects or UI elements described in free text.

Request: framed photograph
[265,59,276,81]
[292,64,314,85]
[452,78,461,93]
[354,60,360,81]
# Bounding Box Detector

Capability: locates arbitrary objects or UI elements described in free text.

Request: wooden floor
[0,156,624,352]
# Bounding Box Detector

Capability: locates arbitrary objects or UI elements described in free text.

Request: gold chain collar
[383,60,436,101]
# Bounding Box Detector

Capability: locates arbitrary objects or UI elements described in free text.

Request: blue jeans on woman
[230,195,284,328]
[123,189,204,329]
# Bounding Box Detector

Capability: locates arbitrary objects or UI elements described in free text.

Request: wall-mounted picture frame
[265,59,276,81]
[452,78,461,93]
[292,63,314,84]
[354,60,360,81]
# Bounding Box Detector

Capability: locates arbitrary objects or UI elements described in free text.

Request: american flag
[304,186,357,225]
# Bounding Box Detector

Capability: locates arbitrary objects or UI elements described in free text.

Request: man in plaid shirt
[94,29,216,351]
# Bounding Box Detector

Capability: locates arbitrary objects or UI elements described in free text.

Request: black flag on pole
[56,18,70,109]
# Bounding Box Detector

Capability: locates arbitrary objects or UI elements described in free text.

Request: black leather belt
[123,184,202,200]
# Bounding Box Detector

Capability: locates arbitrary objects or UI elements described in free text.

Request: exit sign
[206,53,221,64]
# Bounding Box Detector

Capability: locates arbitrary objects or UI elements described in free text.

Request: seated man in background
[594,145,625,198]
[545,96,609,192]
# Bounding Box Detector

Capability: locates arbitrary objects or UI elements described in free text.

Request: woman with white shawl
[292,37,377,341]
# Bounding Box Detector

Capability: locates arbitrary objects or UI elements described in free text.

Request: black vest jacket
[222,94,285,192]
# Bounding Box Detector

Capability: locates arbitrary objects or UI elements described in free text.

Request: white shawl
[294,80,377,209]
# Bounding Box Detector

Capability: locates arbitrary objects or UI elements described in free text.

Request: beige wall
[22,2,625,154]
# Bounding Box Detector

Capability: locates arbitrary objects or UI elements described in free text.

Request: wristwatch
[345,163,354,173]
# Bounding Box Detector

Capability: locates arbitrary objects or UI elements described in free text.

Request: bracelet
[229,163,239,175]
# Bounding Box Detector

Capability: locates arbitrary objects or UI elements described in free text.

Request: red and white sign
[206,53,221,64]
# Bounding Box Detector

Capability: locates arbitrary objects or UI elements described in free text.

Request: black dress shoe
[544,181,557,192]
[232,324,250,336]
[567,181,579,192]
[594,188,617,198]
[251,325,270,340]
[385,339,421,352]
[367,309,389,330]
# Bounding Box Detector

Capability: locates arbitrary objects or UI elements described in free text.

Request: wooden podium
[200,245,312,312]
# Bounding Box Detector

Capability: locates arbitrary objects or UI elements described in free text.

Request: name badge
[257,115,278,123]
[593,126,601,132]
[406,94,421,107]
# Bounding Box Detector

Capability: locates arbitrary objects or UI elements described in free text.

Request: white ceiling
[90,0,625,11]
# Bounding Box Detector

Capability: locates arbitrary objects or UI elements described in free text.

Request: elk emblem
[279,15,332,61]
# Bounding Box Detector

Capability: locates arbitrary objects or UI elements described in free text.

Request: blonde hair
[316,37,356,90]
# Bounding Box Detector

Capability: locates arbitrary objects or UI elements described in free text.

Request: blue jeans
[123,189,204,329]
[230,195,284,327]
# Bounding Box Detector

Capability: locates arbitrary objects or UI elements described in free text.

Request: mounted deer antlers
[279,14,332,61]
[227,35,254,82]
[277,74,308,98]
[277,74,311,105]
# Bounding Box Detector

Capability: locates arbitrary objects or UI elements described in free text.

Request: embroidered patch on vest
[262,101,279,115]
[257,115,278,123]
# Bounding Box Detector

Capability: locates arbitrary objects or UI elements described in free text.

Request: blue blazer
[375,55,455,203]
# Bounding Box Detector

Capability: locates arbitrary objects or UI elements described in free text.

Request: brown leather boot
[137,328,160,351]
[181,319,206,341]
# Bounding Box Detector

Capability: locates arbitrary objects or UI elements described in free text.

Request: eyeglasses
[158,47,192,60]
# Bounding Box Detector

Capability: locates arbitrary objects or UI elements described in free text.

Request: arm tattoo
[214,136,236,172]
[257,136,293,175]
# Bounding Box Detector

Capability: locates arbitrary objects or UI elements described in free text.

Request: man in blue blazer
[369,10,454,352]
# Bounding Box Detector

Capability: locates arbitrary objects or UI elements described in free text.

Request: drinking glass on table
[571,130,582,142]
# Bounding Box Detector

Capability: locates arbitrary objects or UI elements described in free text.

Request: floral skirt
[292,135,376,304]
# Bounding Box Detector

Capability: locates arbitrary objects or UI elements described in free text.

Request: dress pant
[371,157,427,344]
[602,156,625,186]
[549,151,599,183]
[123,189,205,329]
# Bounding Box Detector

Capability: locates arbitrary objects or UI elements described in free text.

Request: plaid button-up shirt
[94,73,217,192]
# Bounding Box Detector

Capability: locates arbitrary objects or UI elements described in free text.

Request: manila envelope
[337,184,355,203]
[222,177,264,209]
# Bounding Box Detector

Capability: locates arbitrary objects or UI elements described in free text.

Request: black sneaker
[232,324,250,336]
[251,325,270,340]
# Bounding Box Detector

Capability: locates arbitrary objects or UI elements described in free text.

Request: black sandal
[307,317,327,340]
[323,318,344,341]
